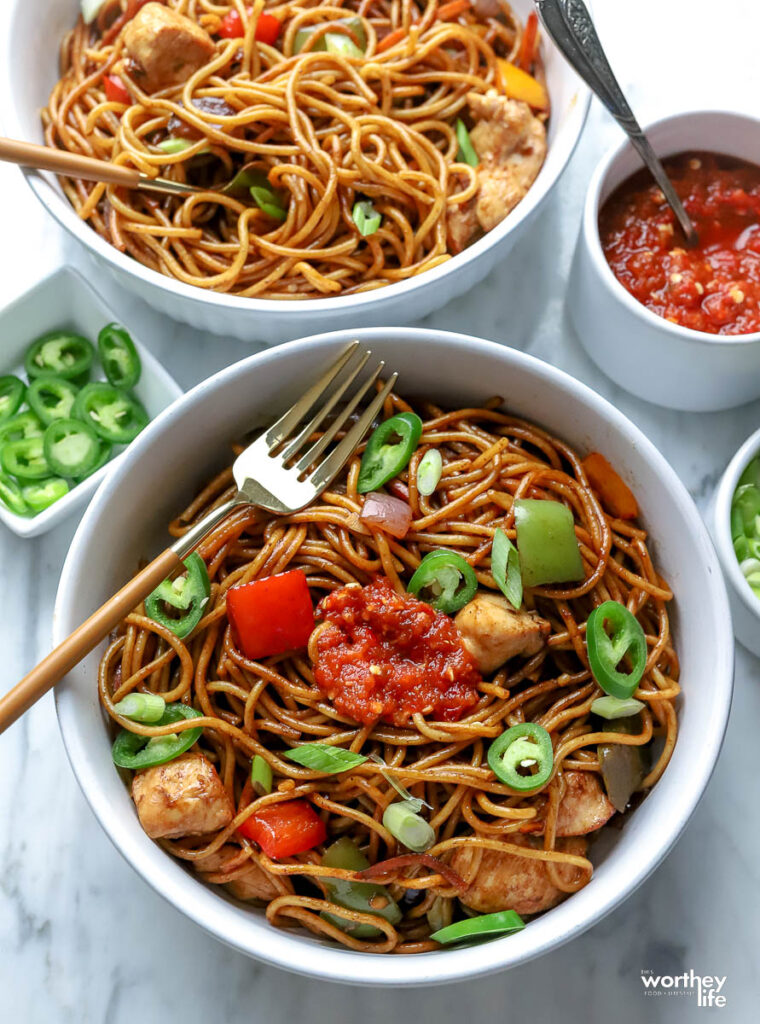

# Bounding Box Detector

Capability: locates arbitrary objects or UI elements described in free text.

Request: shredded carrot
[437,0,472,20]
[516,11,539,72]
[582,453,640,521]
[376,26,406,53]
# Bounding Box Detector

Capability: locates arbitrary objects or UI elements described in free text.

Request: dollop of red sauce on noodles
[313,578,481,726]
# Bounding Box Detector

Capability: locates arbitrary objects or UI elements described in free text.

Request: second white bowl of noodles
[2,0,588,344]
[53,329,733,984]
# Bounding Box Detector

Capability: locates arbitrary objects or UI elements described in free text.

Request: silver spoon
[536,0,699,246]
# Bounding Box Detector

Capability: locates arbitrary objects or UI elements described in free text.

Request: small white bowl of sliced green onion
[712,428,760,657]
[0,267,182,538]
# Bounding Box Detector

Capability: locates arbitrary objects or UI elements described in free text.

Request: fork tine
[264,341,360,450]
[280,349,372,464]
[307,372,399,492]
[295,360,384,472]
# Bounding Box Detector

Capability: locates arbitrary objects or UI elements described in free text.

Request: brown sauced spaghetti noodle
[44,1,548,299]
[97,389,679,954]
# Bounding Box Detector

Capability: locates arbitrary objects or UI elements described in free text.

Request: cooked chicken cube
[451,835,587,916]
[556,770,615,836]
[448,91,547,253]
[123,3,215,93]
[131,752,234,839]
[194,845,281,903]
[454,592,550,673]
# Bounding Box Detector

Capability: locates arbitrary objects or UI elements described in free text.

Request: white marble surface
[1,1,759,1020]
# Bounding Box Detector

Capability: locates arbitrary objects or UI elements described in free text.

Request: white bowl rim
[583,107,760,348]
[713,425,760,619]
[0,0,590,318]
[53,327,734,985]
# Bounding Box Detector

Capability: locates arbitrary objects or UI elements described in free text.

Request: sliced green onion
[250,184,288,221]
[455,119,478,168]
[590,695,645,719]
[383,800,435,853]
[430,909,525,945]
[352,199,382,237]
[367,752,431,808]
[491,528,522,610]
[158,138,195,154]
[113,692,167,723]
[251,754,273,795]
[285,742,368,773]
[416,448,442,496]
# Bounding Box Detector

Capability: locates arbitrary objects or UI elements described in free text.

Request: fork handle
[0,136,143,188]
[0,548,182,735]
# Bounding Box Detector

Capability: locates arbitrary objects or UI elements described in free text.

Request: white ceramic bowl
[0,267,182,538]
[710,426,760,657]
[1,0,588,344]
[54,328,733,984]
[568,110,760,412]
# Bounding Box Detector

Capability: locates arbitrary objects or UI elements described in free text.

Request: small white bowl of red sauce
[568,110,760,411]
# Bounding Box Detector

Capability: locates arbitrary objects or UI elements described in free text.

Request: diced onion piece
[81,0,107,25]
[416,448,442,496]
[113,692,166,723]
[382,800,435,853]
[361,491,412,538]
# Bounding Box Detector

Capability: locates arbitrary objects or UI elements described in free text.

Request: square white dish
[0,266,182,537]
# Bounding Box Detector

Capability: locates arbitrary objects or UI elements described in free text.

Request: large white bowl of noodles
[53,328,734,984]
[1,0,588,344]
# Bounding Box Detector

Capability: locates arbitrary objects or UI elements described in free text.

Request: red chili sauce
[313,577,481,726]
[598,151,760,335]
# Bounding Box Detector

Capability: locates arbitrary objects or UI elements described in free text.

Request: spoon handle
[535,0,698,245]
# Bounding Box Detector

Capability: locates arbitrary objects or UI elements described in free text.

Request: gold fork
[0,342,396,734]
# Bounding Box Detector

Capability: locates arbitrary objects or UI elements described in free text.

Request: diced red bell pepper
[226,569,314,660]
[255,12,282,45]
[238,800,327,858]
[218,9,281,45]
[104,75,130,105]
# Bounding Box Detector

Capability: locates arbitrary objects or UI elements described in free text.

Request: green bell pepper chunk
[145,552,211,639]
[488,722,553,791]
[111,703,203,770]
[586,600,647,699]
[320,837,401,938]
[595,714,648,813]
[358,412,423,492]
[407,549,478,613]
[513,498,584,588]
[98,323,142,390]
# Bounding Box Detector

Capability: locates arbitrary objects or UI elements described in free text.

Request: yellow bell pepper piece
[496,58,549,111]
